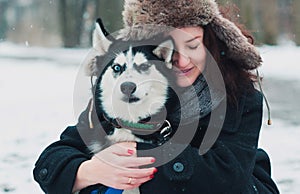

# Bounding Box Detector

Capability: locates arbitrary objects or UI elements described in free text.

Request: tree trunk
[59,0,88,47]
[0,0,9,40]
[291,0,300,45]
[94,0,123,33]
[260,0,279,45]
[217,0,279,45]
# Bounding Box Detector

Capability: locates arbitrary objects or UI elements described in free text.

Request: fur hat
[118,0,262,70]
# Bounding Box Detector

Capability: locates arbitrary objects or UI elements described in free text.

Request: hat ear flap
[85,18,113,76]
[210,16,262,69]
[153,39,174,69]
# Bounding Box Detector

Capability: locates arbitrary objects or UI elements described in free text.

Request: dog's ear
[93,18,113,54]
[153,39,174,69]
[85,18,114,76]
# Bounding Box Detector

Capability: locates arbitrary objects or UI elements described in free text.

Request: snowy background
[0,42,299,193]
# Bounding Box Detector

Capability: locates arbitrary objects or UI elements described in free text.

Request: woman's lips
[173,67,194,76]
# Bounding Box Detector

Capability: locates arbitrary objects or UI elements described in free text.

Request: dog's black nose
[120,82,137,95]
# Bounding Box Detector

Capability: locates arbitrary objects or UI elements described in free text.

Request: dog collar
[103,114,173,145]
[116,118,162,131]
[115,118,172,134]
[118,119,173,145]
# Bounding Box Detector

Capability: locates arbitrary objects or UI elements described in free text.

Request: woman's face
[170,27,206,87]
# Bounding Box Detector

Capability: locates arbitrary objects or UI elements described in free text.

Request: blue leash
[91,188,123,194]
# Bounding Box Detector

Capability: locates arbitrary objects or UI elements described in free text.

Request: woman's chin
[176,77,196,87]
[173,66,202,87]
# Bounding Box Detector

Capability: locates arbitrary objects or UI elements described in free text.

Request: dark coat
[33,87,279,194]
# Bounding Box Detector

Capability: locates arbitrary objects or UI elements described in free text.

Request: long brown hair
[203,6,257,106]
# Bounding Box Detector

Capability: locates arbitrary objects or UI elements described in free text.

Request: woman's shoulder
[241,83,263,109]
[222,83,263,132]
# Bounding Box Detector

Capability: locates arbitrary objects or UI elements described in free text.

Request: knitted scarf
[167,74,225,126]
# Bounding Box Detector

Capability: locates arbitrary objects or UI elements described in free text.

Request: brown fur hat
[118,0,262,69]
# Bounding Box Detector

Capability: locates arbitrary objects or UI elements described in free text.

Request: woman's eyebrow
[185,35,202,43]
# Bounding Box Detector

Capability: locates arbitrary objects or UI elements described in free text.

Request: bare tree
[291,0,300,45]
[59,0,88,47]
[0,0,9,41]
[94,0,123,33]
[57,0,122,47]
[2,0,298,46]
[258,0,279,45]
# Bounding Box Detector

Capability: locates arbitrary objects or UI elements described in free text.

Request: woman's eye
[188,44,199,50]
[112,64,122,73]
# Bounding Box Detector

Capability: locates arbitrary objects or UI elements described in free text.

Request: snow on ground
[258,44,300,194]
[0,43,87,193]
[0,42,299,193]
[260,121,300,194]
[259,45,300,81]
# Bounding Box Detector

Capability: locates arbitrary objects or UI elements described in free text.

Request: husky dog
[83,19,174,194]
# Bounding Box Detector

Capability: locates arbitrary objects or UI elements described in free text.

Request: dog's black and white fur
[83,19,174,194]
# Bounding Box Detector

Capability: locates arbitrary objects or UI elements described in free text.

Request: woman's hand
[72,142,156,192]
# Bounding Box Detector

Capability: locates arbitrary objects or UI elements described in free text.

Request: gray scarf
[168,74,225,125]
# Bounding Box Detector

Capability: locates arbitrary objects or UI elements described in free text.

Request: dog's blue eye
[112,64,122,73]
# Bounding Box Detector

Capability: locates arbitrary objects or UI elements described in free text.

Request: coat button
[173,162,184,173]
[38,168,48,180]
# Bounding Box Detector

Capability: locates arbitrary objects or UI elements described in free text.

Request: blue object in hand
[91,189,100,194]
[105,188,123,194]
[90,187,123,194]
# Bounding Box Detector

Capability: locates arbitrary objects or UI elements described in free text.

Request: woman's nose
[173,52,190,67]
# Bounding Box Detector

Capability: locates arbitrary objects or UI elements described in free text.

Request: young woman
[33,0,279,193]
